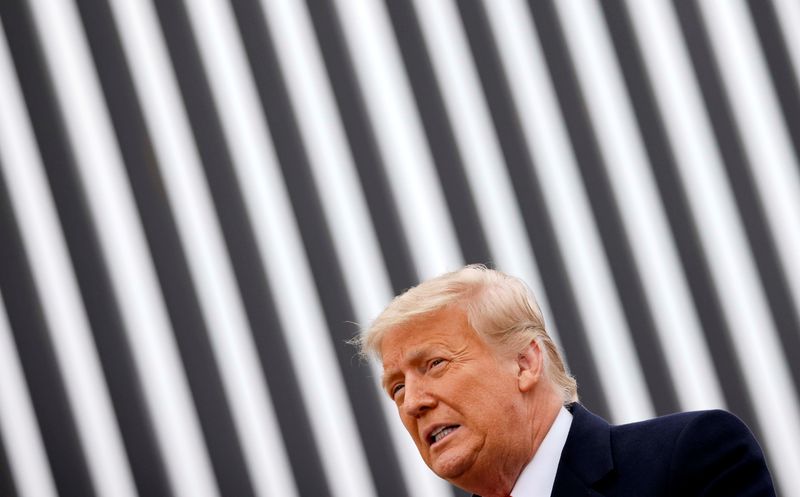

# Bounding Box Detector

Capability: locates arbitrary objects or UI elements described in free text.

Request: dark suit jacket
[474,403,776,497]
[550,403,775,496]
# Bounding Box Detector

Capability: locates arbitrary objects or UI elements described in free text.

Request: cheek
[469,376,519,417]
[400,415,424,449]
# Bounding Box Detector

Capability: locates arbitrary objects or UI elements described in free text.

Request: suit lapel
[550,466,606,496]
[550,403,613,497]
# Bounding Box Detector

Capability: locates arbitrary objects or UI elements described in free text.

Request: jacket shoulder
[667,410,775,496]
[604,410,775,496]
[555,405,776,496]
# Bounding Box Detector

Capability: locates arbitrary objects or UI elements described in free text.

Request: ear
[517,340,543,393]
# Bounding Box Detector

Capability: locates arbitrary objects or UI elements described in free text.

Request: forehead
[379,307,485,369]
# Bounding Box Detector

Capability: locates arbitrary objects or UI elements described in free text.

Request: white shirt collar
[510,406,573,497]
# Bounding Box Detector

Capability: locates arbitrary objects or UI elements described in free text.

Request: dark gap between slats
[455,0,611,420]
[744,0,800,391]
[229,1,410,495]
[72,1,187,495]
[381,0,490,267]
[0,426,19,497]
[599,0,763,426]
[139,0,332,493]
[747,0,800,174]
[301,0,419,294]
[528,0,676,415]
[0,165,95,497]
[673,0,798,434]
[381,7,477,497]
[147,0,278,495]
[599,0,760,421]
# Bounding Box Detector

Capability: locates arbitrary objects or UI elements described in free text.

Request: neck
[459,390,563,497]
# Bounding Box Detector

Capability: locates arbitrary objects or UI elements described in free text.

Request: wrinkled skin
[380,307,562,497]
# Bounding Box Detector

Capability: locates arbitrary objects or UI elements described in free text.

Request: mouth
[427,425,460,446]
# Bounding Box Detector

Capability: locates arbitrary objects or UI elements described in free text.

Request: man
[358,265,775,497]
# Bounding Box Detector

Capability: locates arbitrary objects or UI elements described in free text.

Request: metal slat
[177,1,335,495]
[598,0,727,411]
[699,0,800,392]
[635,1,800,493]
[174,1,331,495]
[7,0,174,489]
[330,0,463,279]
[539,0,676,415]
[5,1,156,495]
[229,0,407,495]
[0,142,95,497]
[287,0,418,296]
[36,0,221,494]
[261,0,440,494]
[624,0,759,433]
[690,1,800,491]
[0,24,80,497]
[0,294,55,497]
[475,0,609,419]
[558,0,723,411]
[485,0,653,422]
[383,0,492,267]
[747,0,800,169]
[72,2,217,496]
[226,0,382,495]
[410,0,556,346]
[772,0,800,128]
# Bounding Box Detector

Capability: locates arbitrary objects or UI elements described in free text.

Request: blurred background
[1,0,799,496]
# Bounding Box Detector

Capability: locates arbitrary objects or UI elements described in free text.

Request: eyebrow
[381,348,430,392]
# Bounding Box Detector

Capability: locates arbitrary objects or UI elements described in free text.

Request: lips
[426,424,460,446]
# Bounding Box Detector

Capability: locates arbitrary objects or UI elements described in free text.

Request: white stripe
[29,0,218,494]
[17,3,154,496]
[262,0,394,330]
[487,0,653,423]
[228,110,381,497]
[0,27,74,497]
[412,0,559,348]
[0,29,90,497]
[699,0,800,333]
[553,0,724,410]
[331,0,463,279]
[627,0,800,492]
[260,0,446,495]
[0,293,58,497]
[772,0,800,96]
[164,2,307,497]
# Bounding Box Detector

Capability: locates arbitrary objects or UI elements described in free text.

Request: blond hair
[358,265,578,404]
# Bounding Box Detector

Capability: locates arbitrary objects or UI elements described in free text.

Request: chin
[431,450,475,480]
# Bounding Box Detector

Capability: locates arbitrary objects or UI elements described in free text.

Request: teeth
[432,426,457,444]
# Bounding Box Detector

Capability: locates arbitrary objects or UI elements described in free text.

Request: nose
[402,377,436,417]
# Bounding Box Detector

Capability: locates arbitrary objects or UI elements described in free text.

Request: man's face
[380,307,533,484]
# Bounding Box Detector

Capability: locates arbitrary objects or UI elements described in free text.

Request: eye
[428,358,446,370]
[391,383,404,400]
